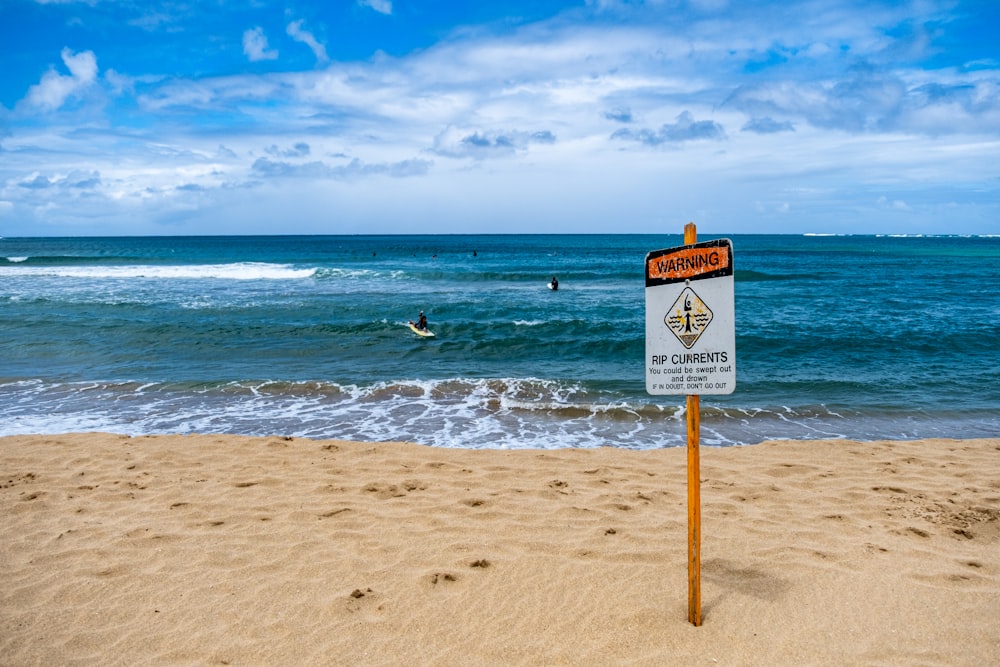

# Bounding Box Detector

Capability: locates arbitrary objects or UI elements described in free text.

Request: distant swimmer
[548,276,559,291]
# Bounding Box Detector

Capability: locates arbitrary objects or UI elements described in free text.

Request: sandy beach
[2,434,998,666]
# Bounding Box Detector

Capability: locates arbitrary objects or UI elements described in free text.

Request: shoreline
[2,433,998,665]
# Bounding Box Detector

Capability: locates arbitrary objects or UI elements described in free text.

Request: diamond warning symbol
[664,286,713,349]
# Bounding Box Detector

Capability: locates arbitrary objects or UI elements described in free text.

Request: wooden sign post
[644,222,736,627]
[683,222,702,626]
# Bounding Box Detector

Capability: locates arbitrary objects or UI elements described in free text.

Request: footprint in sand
[345,587,385,616]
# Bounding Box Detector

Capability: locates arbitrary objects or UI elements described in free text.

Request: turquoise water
[2,234,998,448]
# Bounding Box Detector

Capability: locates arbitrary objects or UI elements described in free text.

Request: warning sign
[645,239,735,395]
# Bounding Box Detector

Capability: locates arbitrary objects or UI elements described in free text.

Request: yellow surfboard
[408,322,435,337]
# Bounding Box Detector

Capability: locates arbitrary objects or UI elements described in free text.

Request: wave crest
[0,262,317,280]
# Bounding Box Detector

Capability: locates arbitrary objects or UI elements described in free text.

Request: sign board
[645,239,735,395]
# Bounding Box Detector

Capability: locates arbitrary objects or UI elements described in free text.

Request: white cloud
[251,156,431,179]
[878,196,911,211]
[286,20,329,65]
[266,142,311,158]
[4,1,1000,236]
[611,111,726,145]
[21,48,98,112]
[359,0,392,15]
[243,27,279,62]
[742,116,795,134]
[431,126,556,160]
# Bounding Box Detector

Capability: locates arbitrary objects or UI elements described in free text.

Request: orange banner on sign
[647,245,730,281]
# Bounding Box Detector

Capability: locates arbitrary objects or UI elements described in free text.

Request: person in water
[411,310,428,331]
[550,276,559,290]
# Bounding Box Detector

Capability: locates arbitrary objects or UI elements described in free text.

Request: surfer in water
[411,310,428,331]
[549,276,559,291]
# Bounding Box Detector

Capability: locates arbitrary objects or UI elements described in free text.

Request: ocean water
[2,234,998,449]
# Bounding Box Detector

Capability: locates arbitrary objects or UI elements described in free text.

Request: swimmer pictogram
[664,286,713,349]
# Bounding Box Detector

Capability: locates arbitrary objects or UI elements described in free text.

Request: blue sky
[1,0,998,236]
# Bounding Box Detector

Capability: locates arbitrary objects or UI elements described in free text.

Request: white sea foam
[0,262,316,280]
[313,267,381,280]
[4,376,997,447]
[0,377,684,449]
